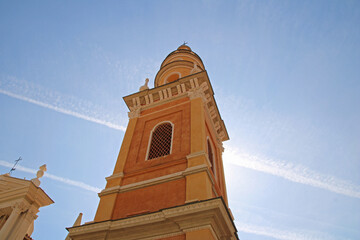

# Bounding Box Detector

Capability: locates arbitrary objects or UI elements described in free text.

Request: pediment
[0,174,31,193]
[0,174,54,208]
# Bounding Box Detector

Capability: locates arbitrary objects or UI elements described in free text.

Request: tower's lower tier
[67,198,238,240]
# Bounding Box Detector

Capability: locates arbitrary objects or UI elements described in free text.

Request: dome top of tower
[154,44,205,87]
[177,44,191,51]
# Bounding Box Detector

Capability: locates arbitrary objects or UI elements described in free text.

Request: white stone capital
[128,106,141,119]
[12,201,29,213]
[187,87,206,102]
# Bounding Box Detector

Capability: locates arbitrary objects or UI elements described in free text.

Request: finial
[190,62,201,74]
[65,213,83,240]
[31,164,47,187]
[73,213,83,226]
[177,43,191,51]
[139,78,149,91]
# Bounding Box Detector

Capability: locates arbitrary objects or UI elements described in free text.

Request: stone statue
[139,78,149,91]
[190,62,200,74]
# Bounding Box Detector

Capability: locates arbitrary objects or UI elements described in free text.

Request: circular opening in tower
[166,73,180,83]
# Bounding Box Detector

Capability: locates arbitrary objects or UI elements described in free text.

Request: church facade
[67,45,238,240]
[0,166,53,240]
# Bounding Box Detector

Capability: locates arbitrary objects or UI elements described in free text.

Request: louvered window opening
[207,139,215,174]
[148,123,172,160]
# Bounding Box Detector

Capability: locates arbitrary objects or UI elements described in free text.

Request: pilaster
[189,90,206,154]
[95,112,139,222]
[185,228,217,240]
[186,89,213,202]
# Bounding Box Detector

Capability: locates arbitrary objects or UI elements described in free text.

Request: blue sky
[0,1,359,239]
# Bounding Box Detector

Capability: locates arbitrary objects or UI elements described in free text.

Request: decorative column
[0,203,26,239]
[14,205,39,240]
[0,210,9,230]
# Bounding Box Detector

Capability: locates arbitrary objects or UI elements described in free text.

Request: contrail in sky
[0,160,101,193]
[224,145,360,199]
[2,76,359,199]
[0,76,126,131]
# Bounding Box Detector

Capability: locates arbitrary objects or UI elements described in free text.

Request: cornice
[67,198,238,240]
[98,163,216,198]
[0,175,53,208]
[124,71,229,141]
[105,172,124,181]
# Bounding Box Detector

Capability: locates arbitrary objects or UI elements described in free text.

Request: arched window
[207,138,216,176]
[147,122,173,160]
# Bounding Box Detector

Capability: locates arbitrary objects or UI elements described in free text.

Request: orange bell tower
[67,45,238,240]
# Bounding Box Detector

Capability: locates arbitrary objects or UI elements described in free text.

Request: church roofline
[0,174,54,207]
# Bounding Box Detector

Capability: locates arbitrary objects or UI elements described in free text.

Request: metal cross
[9,157,22,175]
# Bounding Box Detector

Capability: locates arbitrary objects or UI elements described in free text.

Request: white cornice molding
[98,171,182,197]
[186,150,206,159]
[128,106,141,119]
[67,198,238,240]
[182,164,208,176]
[186,151,213,168]
[105,172,124,181]
[98,163,217,197]
[187,86,207,102]
[0,183,53,209]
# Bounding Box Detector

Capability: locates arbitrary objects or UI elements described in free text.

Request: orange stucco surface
[123,99,190,174]
[186,171,213,201]
[121,160,187,185]
[112,117,138,175]
[157,235,185,240]
[94,193,117,222]
[111,178,186,219]
[161,67,191,84]
[190,97,206,153]
[186,228,216,240]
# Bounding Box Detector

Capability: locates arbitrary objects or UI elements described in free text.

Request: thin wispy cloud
[1,76,358,196]
[235,221,338,240]
[0,160,101,193]
[0,76,126,132]
[224,145,360,199]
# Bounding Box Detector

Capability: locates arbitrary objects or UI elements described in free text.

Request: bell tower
[67,45,238,240]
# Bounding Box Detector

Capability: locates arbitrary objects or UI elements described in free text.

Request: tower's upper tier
[154,44,205,87]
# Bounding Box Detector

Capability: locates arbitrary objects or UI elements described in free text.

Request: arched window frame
[146,121,174,160]
[164,72,181,84]
[207,137,216,177]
